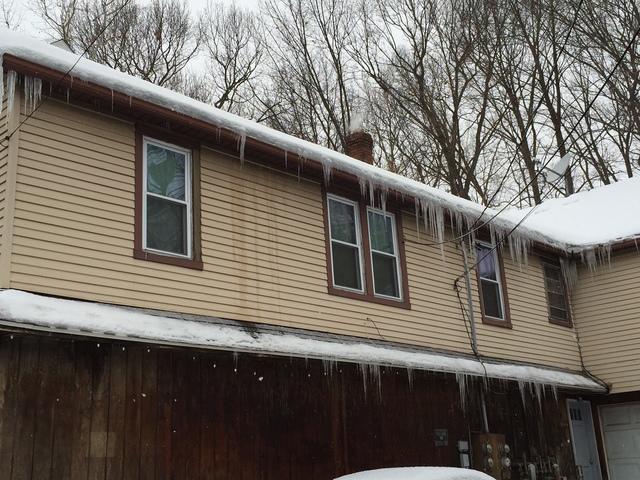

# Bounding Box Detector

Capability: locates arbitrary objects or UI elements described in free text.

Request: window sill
[481,315,512,329]
[549,317,572,328]
[328,285,411,310]
[133,249,203,270]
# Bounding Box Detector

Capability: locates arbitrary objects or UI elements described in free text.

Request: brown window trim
[321,186,411,309]
[133,124,203,271]
[540,255,573,328]
[474,241,512,328]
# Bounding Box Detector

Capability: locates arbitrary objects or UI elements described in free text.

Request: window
[143,138,192,257]
[476,242,509,325]
[368,208,401,298]
[543,261,571,325]
[134,128,202,270]
[324,193,409,308]
[327,196,364,292]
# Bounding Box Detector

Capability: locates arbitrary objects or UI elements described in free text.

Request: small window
[368,208,401,299]
[476,242,506,321]
[543,262,571,324]
[327,196,364,292]
[143,137,192,258]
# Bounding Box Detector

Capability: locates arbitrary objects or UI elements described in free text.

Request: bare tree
[197,1,264,114]
[260,0,360,151]
[0,0,22,29]
[35,0,199,87]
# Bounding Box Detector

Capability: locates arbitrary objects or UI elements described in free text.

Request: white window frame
[367,207,403,300]
[327,194,365,294]
[476,241,506,320]
[142,136,193,259]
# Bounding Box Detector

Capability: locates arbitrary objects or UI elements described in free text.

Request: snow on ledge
[0,290,605,392]
[335,467,494,480]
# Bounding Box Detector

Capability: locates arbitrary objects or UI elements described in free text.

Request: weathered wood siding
[0,332,580,480]
[6,99,582,370]
[572,250,640,393]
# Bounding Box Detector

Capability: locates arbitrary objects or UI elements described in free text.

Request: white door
[568,399,602,480]
[600,402,640,480]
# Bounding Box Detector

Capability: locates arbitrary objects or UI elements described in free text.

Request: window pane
[329,199,357,244]
[481,279,503,319]
[548,292,566,309]
[544,264,569,318]
[146,196,187,255]
[147,143,186,200]
[476,245,497,281]
[368,211,395,254]
[550,306,568,320]
[372,252,399,298]
[332,242,362,290]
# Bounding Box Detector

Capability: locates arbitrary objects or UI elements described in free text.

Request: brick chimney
[345,130,374,164]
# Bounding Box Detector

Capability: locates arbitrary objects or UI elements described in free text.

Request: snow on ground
[0,29,637,252]
[0,290,606,392]
[335,467,494,480]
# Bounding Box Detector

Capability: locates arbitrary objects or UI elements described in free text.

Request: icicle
[129,95,132,108]
[284,150,288,168]
[359,363,368,399]
[322,162,332,185]
[237,134,246,166]
[560,258,578,292]
[368,180,375,207]
[379,189,387,214]
[111,89,114,111]
[359,178,368,198]
[414,198,421,240]
[24,75,31,113]
[6,70,16,116]
[65,88,70,103]
[406,368,414,391]
[33,78,42,109]
[369,364,382,400]
[456,372,468,410]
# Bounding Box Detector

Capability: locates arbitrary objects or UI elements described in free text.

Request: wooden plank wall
[0,332,466,480]
[0,332,579,480]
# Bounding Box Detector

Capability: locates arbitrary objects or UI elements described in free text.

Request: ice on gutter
[0,290,606,392]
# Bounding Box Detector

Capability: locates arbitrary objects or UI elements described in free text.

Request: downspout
[460,239,489,433]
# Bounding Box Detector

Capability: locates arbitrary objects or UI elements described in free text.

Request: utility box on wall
[471,433,512,479]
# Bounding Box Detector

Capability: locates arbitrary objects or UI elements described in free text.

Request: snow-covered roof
[0,29,638,253]
[0,290,606,392]
[335,467,493,480]
[502,177,640,250]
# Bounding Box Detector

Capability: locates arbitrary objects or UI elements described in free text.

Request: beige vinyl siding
[573,251,640,393]
[0,97,8,255]
[8,99,582,371]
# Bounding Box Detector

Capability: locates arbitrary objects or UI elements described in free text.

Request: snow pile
[0,290,605,392]
[335,467,494,480]
[502,177,640,251]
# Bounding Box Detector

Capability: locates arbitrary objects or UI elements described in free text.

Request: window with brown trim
[542,259,572,326]
[322,191,410,309]
[134,126,203,270]
[475,242,511,327]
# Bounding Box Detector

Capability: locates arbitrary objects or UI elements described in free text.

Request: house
[0,30,637,480]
